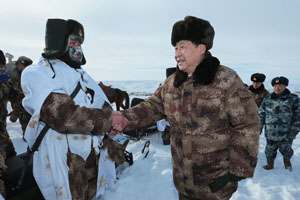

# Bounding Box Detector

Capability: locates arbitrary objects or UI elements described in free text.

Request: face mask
[68,45,83,63]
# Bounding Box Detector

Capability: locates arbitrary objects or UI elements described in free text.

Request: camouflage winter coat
[248,84,270,107]
[5,67,30,130]
[0,149,7,198]
[0,77,16,138]
[122,61,260,198]
[259,89,300,141]
[0,80,12,117]
[0,133,17,198]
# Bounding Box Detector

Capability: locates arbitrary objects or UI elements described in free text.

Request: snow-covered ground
[7,80,300,200]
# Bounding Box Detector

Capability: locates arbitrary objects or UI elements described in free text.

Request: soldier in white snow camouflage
[21,19,128,200]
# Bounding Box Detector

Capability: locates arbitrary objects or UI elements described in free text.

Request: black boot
[284,158,292,171]
[263,159,274,170]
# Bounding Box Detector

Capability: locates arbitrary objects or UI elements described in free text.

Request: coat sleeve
[225,76,260,178]
[121,86,165,131]
[291,95,300,132]
[40,92,112,134]
[258,100,266,130]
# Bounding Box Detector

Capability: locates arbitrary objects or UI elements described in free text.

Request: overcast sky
[1,0,300,83]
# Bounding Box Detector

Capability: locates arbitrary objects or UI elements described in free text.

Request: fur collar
[249,84,265,94]
[271,88,290,100]
[174,52,220,88]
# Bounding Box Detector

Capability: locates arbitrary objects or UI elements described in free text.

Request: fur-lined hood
[174,52,220,87]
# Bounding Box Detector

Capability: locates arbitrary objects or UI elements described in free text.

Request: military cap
[271,76,289,86]
[251,73,266,82]
[17,56,33,67]
[171,16,215,50]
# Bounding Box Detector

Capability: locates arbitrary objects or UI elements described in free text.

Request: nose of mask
[69,46,83,63]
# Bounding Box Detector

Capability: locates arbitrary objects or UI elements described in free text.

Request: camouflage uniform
[0,150,7,198]
[0,79,12,138]
[122,63,260,199]
[39,93,114,200]
[41,99,126,199]
[0,77,19,158]
[259,89,300,160]
[0,50,17,199]
[248,84,270,107]
[20,18,121,199]
[0,133,17,198]
[5,61,31,135]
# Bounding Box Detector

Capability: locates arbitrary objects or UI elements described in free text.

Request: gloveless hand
[111,111,129,132]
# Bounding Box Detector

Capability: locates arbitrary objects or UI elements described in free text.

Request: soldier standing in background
[0,50,10,138]
[1,52,33,138]
[259,76,300,171]
[248,73,270,107]
[113,16,260,200]
[0,49,17,156]
[0,50,17,199]
[7,56,33,136]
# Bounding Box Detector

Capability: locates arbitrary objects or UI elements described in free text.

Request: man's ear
[198,44,206,55]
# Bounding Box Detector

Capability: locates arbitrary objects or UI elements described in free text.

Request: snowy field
[7,80,300,200]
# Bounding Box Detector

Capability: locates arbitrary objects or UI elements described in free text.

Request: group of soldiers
[247,73,300,171]
[158,71,300,172]
[0,49,33,197]
[0,46,300,198]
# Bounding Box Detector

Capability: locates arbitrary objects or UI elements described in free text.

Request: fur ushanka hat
[251,73,266,82]
[171,16,215,50]
[42,18,86,65]
[271,76,289,87]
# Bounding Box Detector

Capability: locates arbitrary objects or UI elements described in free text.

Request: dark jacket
[259,89,300,141]
[248,84,270,107]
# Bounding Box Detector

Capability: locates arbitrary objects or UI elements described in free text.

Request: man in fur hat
[248,73,270,107]
[21,19,128,199]
[112,16,260,200]
[259,76,300,171]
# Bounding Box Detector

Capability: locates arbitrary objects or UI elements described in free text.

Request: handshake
[110,111,129,136]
